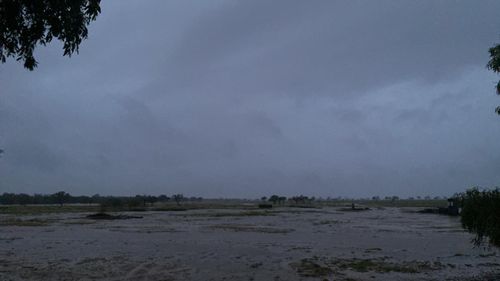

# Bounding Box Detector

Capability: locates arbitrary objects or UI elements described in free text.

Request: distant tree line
[0,192,202,207]
[371,196,443,201]
[261,195,317,205]
[260,194,445,205]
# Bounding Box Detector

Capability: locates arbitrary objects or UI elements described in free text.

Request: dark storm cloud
[158,0,500,98]
[1,0,500,197]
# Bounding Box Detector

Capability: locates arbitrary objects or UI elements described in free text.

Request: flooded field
[1,207,499,280]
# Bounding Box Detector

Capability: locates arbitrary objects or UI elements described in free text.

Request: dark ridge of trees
[0,192,201,206]
[289,195,314,205]
[458,187,500,247]
[260,194,315,205]
[487,42,500,114]
[0,0,101,70]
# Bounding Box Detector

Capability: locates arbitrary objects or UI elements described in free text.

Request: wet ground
[1,207,499,280]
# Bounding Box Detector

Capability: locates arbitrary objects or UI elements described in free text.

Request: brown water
[1,207,499,280]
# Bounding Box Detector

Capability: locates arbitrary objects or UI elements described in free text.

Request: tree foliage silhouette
[458,187,500,247]
[0,0,101,70]
[487,43,500,114]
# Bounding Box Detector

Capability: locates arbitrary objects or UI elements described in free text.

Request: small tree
[278,196,287,205]
[172,194,184,206]
[268,195,279,205]
[290,195,308,205]
[146,196,158,206]
[52,191,70,206]
[135,195,146,207]
[158,194,170,202]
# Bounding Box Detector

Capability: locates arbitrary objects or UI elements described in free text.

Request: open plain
[1,204,499,281]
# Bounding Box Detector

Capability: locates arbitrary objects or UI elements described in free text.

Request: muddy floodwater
[1,207,499,280]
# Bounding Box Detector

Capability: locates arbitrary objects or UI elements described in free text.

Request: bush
[100,197,125,210]
[258,204,273,209]
[459,187,500,247]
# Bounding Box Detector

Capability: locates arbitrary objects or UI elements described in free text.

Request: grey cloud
[152,0,500,98]
[1,1,500,197]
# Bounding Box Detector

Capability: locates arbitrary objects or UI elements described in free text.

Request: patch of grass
[63,220,96,225]
[478,262,500,267]
[290,205,321,209]
[479,252,496,258]
[0,218,49,226]
[272,209,330,215]
[210,223,293,234]
[319,199,448,208]
[290,258,333,277]
[185,210,274,218]
[338,207,371,212]
[151,206,189,212]
[331,258,443,273]
[313,219,347,226]
[287,246,312,252]
[0,205,100,215]
[364,248,382,253]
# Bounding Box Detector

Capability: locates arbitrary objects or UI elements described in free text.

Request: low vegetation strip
[209,223,294,234]
[0,205,101,215]
[0,218,49,226]
[291,257,444,278]
[180,210,274,218]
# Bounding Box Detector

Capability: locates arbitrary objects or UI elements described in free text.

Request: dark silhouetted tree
[52,191,70,206]
[0,0,101,70]
[268,195,279,205]
[146,195,158,206]
[487,42,500,114]
[290,195,309,205]
[459,187,500,247]
[17,193,32,205]
[172,194,184,206]
[158,194,170,202]
[135,194,147,207]
[278,196,287,205]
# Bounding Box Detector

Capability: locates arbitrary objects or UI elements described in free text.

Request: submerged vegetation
[0,218,49,226]
[290,257,444,278]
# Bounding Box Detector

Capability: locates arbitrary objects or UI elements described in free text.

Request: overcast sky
[1,0,500,198]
